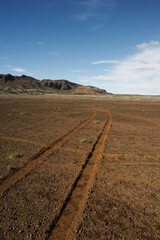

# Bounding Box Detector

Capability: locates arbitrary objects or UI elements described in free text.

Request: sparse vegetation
[20,112,27,115]
[37,225,44,237]
[151,206,156,210]
[94,120,100,124]
[152,197,159,202]
[143,149,148,152]
[9,153,22,160]
[42,182,48,187]
[7,165,12,171]
[115,229,127,235]
[80,138,92,143]
[17,208,43,217]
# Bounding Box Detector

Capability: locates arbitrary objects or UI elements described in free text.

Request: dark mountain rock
[0,74,43,89]
[41,79,81,91]
[0,74,15,83]
[0,74,108,95]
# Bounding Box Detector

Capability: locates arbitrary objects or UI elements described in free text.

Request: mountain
[0,74,43,89]
[0,74,108,95]
[41,79,80,91]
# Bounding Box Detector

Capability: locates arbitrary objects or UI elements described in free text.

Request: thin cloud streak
[5,65,26,73]
[12,68,26,73]
[92,60,120,64]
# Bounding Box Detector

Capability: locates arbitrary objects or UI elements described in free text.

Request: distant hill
[41,79,80,91]
[0,74,43,89]
[0,74,108,95]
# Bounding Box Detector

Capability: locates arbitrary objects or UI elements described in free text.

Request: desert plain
[0,94,160,240]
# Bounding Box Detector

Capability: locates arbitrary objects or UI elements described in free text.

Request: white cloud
[92,60,120,64]
[90,41,160,95]
[37,41,44,45]
[5,65,26,73]
[12,68,26,73]
[136,41,160,49]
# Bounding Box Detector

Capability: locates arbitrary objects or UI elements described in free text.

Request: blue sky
[0,0,160,94]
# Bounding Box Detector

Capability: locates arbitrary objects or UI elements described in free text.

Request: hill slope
[41,79,80,91]
[0,74,43,89]
[0,74,108,95]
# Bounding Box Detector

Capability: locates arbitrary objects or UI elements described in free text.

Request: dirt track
[46,109,111,239]
[0,106,95,198]
[0,136,46,147]
[76,99,160,240]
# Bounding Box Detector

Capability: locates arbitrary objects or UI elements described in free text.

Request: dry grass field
[0,94,160,240]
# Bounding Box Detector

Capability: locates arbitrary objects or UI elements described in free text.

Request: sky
[0,0,160,95]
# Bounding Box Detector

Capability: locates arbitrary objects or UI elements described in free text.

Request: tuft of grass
[9,153,22,160]
[56,107,61,111]
[42,182,48,187]
[17,208,43,217]
[17,212,25,217]
[152,197,159,202]
[20,112,27,115]
[80,138,87,143]
[7,165,13,171]
[94,121,100,124]
[133,174,137,178]
[115,229,127,235]
[151,206,156,210]
[80,138,92,144]
[38,226,43,236]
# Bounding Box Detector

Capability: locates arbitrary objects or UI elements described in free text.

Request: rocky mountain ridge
[0,74,108,95]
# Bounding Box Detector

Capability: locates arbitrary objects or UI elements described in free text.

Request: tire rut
[0,136,46,147]
[45,108,112,240]
[0,106,96,198]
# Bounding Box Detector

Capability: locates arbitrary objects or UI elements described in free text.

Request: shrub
[20,112,27,115]
[9,153,22,160]
[7,166,12,171]
[80,138,92,144]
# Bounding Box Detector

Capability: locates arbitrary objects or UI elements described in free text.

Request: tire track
[0,136,46,147]
[102,152,160,158]
[45,109,112,240]
[100,161,160,166]
[102,172,159,184]
[0,106,96,198]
